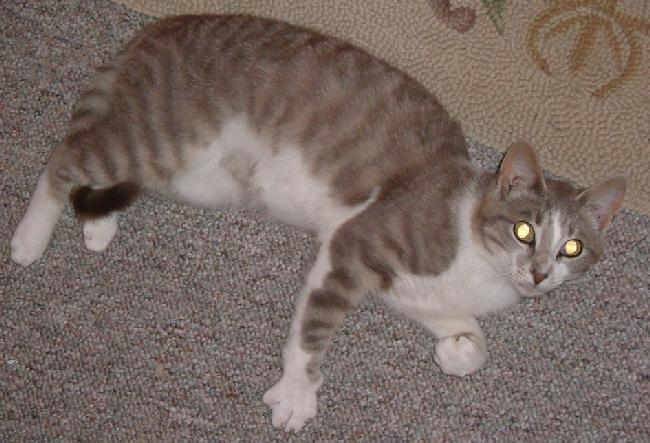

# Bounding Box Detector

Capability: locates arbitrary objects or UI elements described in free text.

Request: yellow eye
[562,239,582,257]
[514,221,535,243]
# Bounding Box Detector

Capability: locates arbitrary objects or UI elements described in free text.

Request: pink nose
[531,270,548,285]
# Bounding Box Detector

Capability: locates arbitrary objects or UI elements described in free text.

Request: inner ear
[579,176,626,231]
[497,141,546,196]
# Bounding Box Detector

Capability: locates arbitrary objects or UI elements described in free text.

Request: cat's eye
[561,239,582,257]
[514,221,535,243]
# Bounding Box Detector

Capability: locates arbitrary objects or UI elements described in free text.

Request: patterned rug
[113,0,650,214]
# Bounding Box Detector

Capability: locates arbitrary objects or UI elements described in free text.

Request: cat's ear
[497,141,546,196]
[578,176,626,231]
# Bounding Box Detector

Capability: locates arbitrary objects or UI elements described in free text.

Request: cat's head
[474,142,626,297]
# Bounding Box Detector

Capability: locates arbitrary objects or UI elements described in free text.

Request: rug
[112,0,650,215]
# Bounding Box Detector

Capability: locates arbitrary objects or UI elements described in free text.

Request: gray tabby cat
[10,15,626,431]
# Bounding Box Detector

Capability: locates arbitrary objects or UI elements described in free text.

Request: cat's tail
[70,182,140,220]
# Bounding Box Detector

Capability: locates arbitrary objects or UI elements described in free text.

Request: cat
[10,14,626,431]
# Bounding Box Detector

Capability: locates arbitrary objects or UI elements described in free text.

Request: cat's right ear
[497,141,546,197]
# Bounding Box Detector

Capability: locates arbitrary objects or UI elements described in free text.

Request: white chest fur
[383,193,520,319]
[385,251,519,319]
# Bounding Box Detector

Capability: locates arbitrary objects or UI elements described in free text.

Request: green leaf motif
[481,0,507,34]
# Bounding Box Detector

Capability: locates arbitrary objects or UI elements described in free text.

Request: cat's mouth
[514,281,545,298]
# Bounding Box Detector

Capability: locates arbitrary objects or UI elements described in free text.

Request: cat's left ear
[578,176,627,231]
[497,141,546,196]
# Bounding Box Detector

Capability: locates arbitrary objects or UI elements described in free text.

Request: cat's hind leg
[71,183,139,252]
[82,215,118,252]
[10,170,69,266]
[12,63,144,264]
[11,137,138,264]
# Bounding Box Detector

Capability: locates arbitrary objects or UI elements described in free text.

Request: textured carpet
[1,1,649,441]
[112,0,650,216]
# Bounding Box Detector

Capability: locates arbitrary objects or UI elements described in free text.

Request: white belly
[171,116,362,234]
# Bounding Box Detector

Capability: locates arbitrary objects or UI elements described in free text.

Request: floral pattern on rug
[527,0,649,98]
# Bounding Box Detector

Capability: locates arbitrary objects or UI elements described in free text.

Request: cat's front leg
[263,238,371,431]
[424,317,488,377]
[262,313,323,432]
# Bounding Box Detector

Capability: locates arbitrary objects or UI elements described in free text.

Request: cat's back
[116,14,468,191]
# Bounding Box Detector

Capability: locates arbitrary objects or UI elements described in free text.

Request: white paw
[434,334,487,377]
[263,376,322,431]
[10,222,48,266]
[83,215,117,252]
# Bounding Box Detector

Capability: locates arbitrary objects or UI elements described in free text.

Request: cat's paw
[263,376,322,431]
[434,334,486,377]
[10,222,48,266]
[83,215,117,252]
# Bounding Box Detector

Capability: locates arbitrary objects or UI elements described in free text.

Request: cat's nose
[531,269,548,285]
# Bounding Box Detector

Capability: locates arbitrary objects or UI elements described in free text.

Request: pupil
[518,224,529,239]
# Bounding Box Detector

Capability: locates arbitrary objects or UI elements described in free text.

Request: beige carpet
[112,0,650,215]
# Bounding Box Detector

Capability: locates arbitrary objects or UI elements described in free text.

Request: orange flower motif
[527,0,650,98]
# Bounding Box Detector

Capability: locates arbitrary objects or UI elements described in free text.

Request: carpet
[112,0,650,216]
[1,0,649,441]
